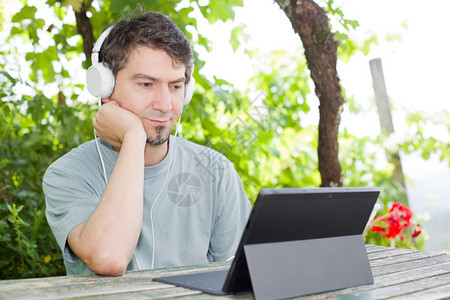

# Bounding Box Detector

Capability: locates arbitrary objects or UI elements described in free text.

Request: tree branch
[276,0,344,186]
[74,0,94,65]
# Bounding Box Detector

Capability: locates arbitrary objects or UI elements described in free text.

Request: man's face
[109,46,186,145]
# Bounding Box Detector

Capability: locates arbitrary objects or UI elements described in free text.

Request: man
[43,11,251,276]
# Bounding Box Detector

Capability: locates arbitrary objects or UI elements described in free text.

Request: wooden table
[1,244,449,299]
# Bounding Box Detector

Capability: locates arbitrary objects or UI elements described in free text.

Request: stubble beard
[146,125,172,146]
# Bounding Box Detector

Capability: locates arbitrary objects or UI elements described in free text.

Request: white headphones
[86,26,195,105]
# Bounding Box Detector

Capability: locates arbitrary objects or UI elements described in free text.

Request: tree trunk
[74,1,94,64]
[276,0,344,187]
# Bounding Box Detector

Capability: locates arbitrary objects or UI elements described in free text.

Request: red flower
[385,218,402,238]
[369,202,422,241]
[371,225,386,233]
[412,223,422,238]
[389,202,412,227]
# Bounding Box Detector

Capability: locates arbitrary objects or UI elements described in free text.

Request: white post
[369,58,408,205]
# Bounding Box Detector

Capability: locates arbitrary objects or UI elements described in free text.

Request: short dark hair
[100,11,193,84]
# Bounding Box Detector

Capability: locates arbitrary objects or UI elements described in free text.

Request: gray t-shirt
[43,135,251,275]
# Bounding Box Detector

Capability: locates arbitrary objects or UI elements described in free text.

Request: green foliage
[320,0,379,62]
[180,48,321,202]
[0,0,245,279]
[0,65,96,278]
[402,110,450,165]
[198,0,243,24]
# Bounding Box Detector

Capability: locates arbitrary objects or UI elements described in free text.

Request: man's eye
[139,82,152,88]
[171,84,183,90]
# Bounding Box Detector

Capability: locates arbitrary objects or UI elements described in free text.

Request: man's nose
[152,86,172,113]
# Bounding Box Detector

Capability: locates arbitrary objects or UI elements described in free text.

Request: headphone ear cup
[86,63,115,98]
[184,76,195,105]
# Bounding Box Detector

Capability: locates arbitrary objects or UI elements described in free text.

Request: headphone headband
[91,26,114,65]
[86,24,195,104]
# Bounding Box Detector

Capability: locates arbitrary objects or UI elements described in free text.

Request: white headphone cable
[93,97,184,270]
[94,98,142,269]
[149,107,183,269]
[94,97,108,185]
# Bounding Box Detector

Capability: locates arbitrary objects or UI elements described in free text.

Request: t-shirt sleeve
[42,163,102,262]
[208,163,251,262]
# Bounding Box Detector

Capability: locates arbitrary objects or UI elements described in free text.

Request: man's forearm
[68,132,146,276]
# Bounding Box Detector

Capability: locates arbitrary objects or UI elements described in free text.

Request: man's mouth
[149,119,169,124]
[142,112,173,125]
[143,117,171,125]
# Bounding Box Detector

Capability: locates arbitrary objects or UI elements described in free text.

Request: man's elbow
[85,252,129,276]
[68,226,132,276]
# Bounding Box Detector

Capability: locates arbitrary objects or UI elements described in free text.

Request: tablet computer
[154,187,380,295]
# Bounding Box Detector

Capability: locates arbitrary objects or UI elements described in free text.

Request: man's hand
[69,100,147,276]
[94,100,146,150]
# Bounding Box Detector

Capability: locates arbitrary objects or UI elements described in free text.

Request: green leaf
[11,5,37,23]
[230,23,245,52]
[200,0,242,24]
[110,0,138,14]
[25,46,58,83]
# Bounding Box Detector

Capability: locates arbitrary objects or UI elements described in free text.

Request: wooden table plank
[371,254,450,276]
[369,250,446,268]
[389,283,450,300]
[365,244,400,254]
[368,273,450,299]
[368,248,416,260]
[296,261,450,299]
[374,262,450,286]
[76,286,204,300]
[0,263,229,300]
